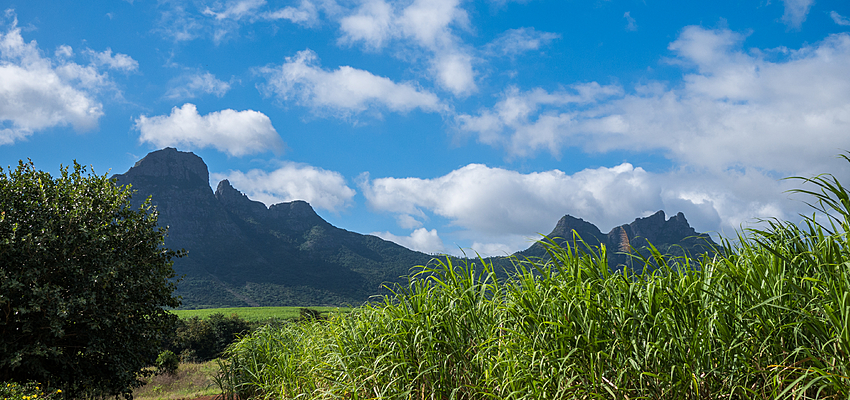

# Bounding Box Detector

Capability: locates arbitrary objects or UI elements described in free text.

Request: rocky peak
[625,210,668,243]
[119,147,209,188]
[622,210,699,245]
[215,179,267,217]
[549,215,605,246]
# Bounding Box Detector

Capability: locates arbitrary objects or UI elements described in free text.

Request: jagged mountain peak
[215,179,268,215]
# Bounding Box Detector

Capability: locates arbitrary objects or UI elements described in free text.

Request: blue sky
[2,0,850,256]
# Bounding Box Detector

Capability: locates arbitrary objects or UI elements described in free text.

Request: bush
[169,313,251,361]
[155,350,179,375]
[0,381,62,400]
[0,160,182,399]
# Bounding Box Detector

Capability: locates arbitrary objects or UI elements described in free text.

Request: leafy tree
[0,160,182,398]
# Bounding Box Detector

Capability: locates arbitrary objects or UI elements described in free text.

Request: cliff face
[113,148,432,308]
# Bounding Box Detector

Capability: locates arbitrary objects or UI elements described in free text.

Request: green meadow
[170,306,351,322]
[212,158,850,399]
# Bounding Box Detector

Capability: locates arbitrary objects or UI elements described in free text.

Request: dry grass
[133,361,220,400]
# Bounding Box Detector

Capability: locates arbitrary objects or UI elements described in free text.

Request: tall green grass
[216,162,850,399]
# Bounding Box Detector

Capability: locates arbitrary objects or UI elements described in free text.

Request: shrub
[170,313,250,361]
[155,350,179,376]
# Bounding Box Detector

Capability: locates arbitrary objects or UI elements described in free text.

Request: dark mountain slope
[113,148,432,308]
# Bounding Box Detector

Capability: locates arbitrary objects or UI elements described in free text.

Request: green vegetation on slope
[215,157,850,400]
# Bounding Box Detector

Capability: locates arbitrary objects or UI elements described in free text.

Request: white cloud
[456,83,624,155]
[85,48,138,72]
[264,0,320,25]
[164,71,231,99]
[781,0,814,29]
[484,27,560,56]
[54,45,73,58]
[373,228,445,254]
[457,27,850,175]
[135,103,284,157]
[832,11,850,26]
[338,0,477,95]
[212,163,356,212]
[361,163,660,238]
[257,49,445,117]
[432,51,475,96]
[361,162,807,255]
[337,0,394,49]
[0,16,106,144]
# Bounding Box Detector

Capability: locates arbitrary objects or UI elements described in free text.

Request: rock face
[113,148,432,308]
[114,148,720,308]
[519,210,719,272]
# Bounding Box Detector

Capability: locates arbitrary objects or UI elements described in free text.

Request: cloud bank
[361,162,801,256]
[457,27,850,175]
[135,103,284,157]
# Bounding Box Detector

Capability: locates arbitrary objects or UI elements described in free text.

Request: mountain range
[113,148,718,308]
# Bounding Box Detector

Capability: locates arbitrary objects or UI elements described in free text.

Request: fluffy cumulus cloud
[361,162,805,256]
[457,27,850,176]
[338,0,477,95]
[372,228,445,254]
[257,49,445,117]
[135,103,284,156]
[361,163,661,244]
[164,71,231,99]
[212,164,356,212]
[0,16,115,144]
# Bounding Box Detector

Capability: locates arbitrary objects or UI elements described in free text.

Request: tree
[0,160,182,398]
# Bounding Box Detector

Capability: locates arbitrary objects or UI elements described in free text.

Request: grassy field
[214,160,850,400]
[170,306,351,321]
[133,361,220,400]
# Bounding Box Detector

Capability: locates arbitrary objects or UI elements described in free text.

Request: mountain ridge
[113,148,718,308]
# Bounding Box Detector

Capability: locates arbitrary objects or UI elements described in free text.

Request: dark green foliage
[0,160,181,399]
[169,313,251,361]
[155,350,179,375]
